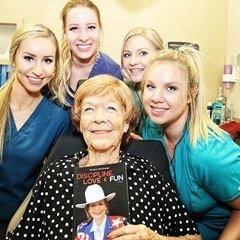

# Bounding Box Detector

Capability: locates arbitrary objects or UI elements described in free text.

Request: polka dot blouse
[6,150,198,239]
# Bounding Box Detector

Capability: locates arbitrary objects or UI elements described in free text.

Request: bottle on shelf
[225,99,233,123]
[207,102,213,119]
[211,87,226,125]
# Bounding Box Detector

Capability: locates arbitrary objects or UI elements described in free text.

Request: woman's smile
[150,105,168,116]
[76,43,92,51]
[80,94,128,152]
[91,129,112,135]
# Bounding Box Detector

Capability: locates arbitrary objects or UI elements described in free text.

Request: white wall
[0,0,229,107]
[226,0,240,119]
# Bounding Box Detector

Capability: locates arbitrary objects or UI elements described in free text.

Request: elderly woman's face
[80,93,129,152]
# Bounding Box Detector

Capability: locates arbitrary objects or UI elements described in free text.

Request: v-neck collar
[9,97,45,134]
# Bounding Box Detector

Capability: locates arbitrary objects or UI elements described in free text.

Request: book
[73,162,129,240]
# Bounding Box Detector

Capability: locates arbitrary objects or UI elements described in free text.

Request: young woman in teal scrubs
[142,46,240,240]
[0,23,71,238]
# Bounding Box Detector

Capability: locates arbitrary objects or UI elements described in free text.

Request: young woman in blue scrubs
[57,0,123,107]
[142,46,240,240]
[0,23,71,238]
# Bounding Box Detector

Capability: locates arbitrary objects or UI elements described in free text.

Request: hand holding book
[108,224,200,240]
[108,224,161,240]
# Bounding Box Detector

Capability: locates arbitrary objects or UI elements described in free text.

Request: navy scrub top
[0,97,71,220]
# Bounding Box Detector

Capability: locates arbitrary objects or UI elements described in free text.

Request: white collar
[90,214,107,232]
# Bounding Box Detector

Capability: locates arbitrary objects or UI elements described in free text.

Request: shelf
[0,18,23,65]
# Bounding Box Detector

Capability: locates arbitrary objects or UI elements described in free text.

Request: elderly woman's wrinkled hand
[78,156,90,167]
[108,224,166,240]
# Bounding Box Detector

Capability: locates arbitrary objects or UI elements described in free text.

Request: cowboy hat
[76,184,116,208]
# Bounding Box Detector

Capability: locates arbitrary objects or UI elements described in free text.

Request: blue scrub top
[168,129,240,239]
[143,117,240,239]
[0,97,71,220]
[66,52,123,107]
[89,52,123,80]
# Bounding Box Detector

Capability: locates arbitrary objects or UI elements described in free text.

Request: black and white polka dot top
[7,150,198,239]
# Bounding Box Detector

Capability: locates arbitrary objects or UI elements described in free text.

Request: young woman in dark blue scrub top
[0,23,71,238]
[57,0,123,107]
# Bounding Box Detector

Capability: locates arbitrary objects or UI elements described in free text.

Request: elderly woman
[6,75,200,240]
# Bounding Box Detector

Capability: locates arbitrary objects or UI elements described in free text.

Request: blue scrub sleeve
[193,135,240,202]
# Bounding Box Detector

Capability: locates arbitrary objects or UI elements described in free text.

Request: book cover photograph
[73,162,129,240]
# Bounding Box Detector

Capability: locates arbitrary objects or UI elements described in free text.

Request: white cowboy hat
[76,184,116,208]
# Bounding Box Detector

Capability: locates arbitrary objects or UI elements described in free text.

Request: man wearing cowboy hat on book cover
[74,184,127,240]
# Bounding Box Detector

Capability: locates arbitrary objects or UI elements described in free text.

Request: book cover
[73,162,129,240]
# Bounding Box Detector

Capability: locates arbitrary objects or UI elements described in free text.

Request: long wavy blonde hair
[143,46,224,146]
[0,23,60,161]
[58,0,102,106]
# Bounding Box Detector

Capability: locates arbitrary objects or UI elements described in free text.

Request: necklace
[163,135,176,161]
[79,154,120,167]
[94,52,100,66]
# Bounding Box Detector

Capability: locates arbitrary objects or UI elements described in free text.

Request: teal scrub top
[140,115,163,140]
[167,129,240,239]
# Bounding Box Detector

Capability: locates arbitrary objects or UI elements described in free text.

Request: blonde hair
[59,0,102,106]
[143,46,224,146]
[0,23,60,161]
[121,26,164,67]
[72,75,137,143]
